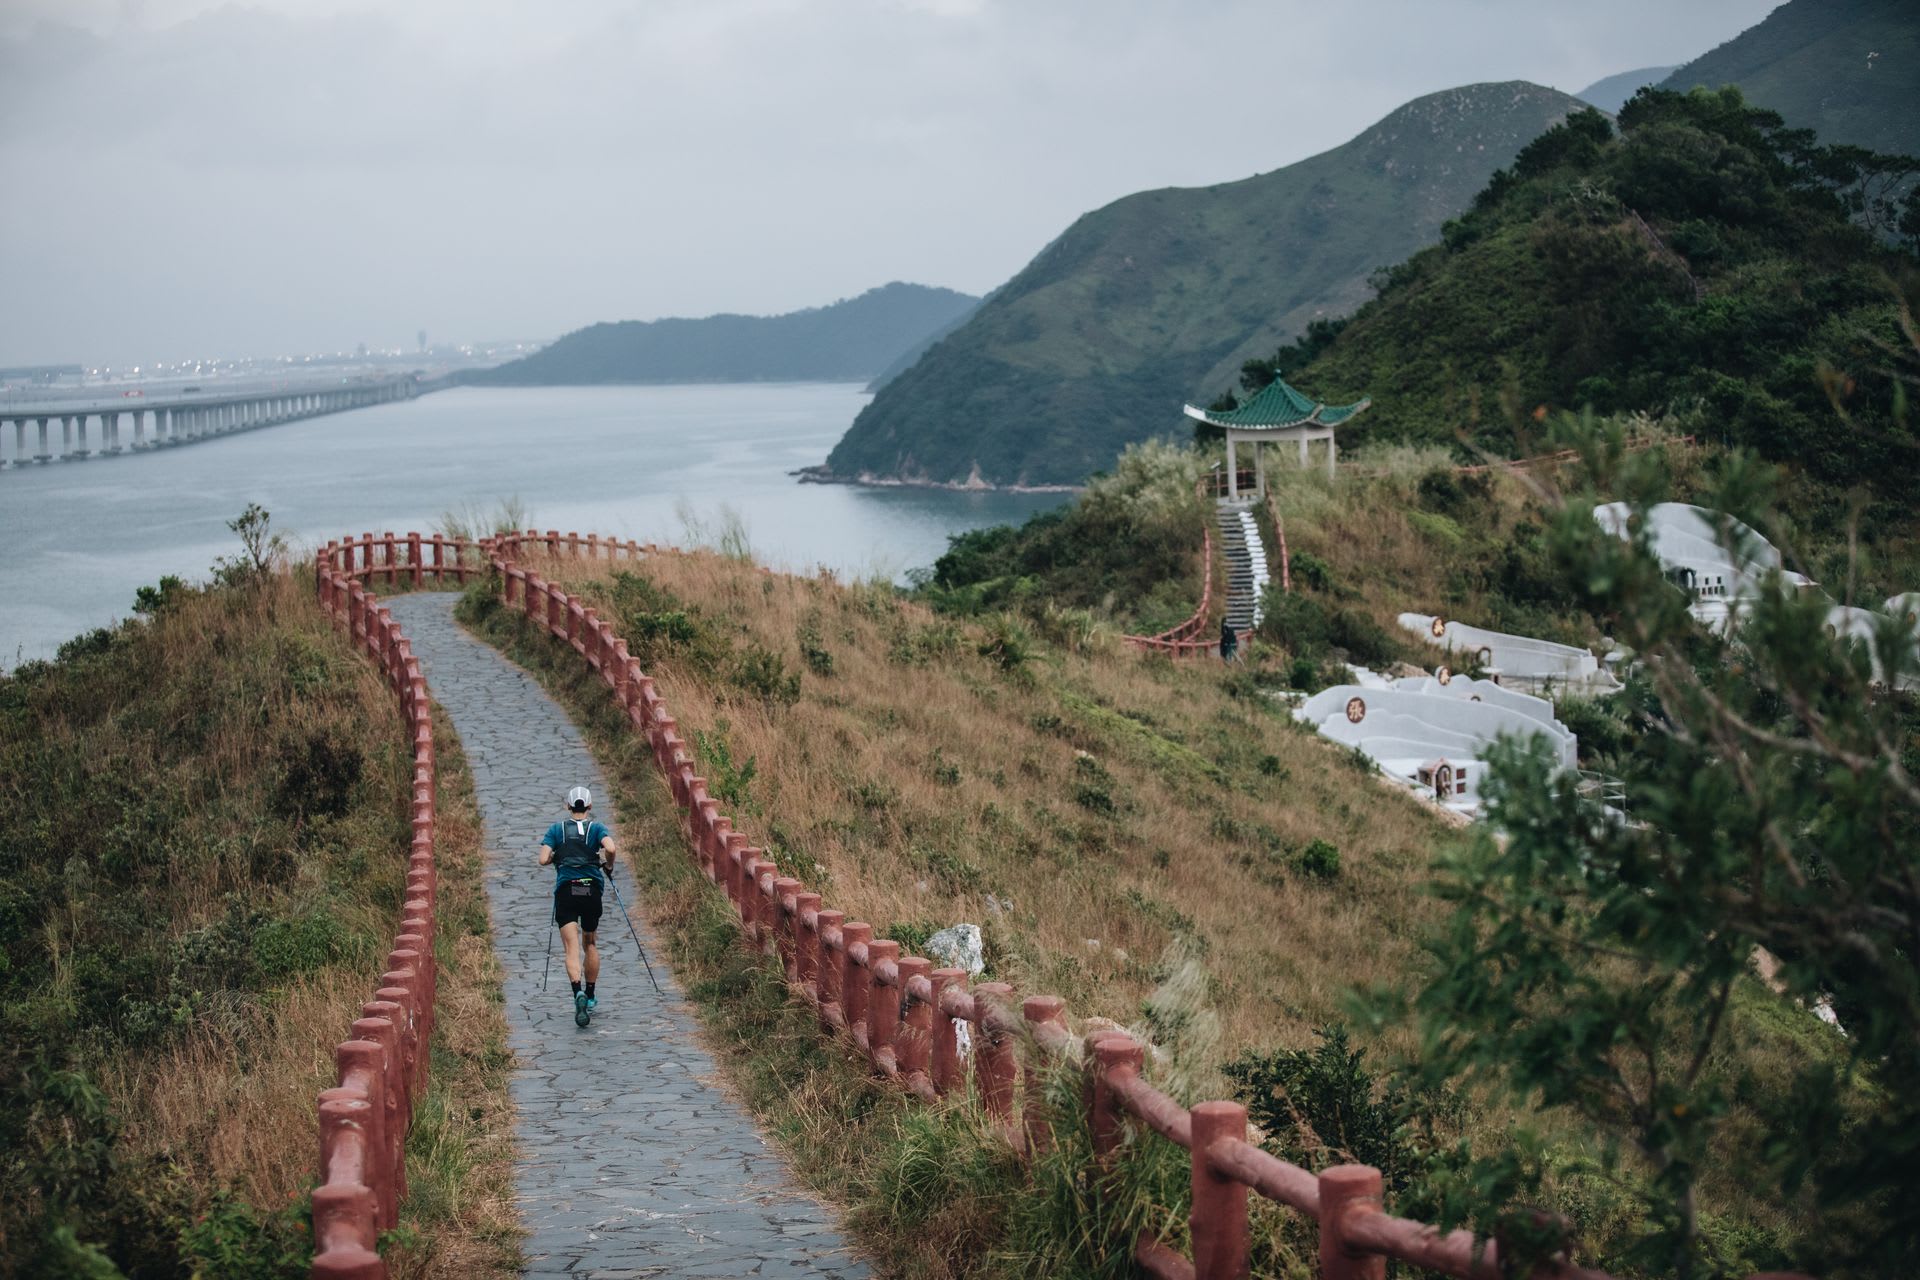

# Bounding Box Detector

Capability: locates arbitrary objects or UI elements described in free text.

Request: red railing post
[406,532,422,587]
[1088,1033,1143,1161]
[973,981,1016,1120]
[1020,995,1066,1153]
[897,956,932,1090]
[841,921,874,1049]
[1318,1165,1386,1280]
[773,877,803,981]
[794,892,822,999]
[930,968,964,1094]
[1191,1100,1251,1280]
[816,910,846,1032]
[868,939,901,1072]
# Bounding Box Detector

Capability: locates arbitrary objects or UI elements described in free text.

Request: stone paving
[387,593,870,1278]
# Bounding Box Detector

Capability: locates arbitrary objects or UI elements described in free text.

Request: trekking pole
[542,909,554,993]
[604,866,664,994]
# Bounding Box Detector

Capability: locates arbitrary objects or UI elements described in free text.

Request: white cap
[566,785,592,811]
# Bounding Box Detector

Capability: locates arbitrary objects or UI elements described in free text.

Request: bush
[730,645,800,710]
[977,615,1034,674]
[1295,839,1341,879]
[796,621,835,677]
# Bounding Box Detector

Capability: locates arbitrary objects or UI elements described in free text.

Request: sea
[0,384,1069,668]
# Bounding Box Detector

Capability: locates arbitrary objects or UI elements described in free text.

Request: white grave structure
[1399,613,1621,696]
[1294,672,1578,816]
[1593,501,1814,631]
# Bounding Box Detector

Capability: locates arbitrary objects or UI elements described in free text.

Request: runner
[537,785,618,1026]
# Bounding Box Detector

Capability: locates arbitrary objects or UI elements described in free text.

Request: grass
[0,565,515,1277]
[467,548,1456,1066]
[454,533,1869,1273]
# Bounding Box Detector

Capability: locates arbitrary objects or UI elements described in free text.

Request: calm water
[0,384,1067,667]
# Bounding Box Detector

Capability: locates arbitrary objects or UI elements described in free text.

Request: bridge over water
[0,374,418,466]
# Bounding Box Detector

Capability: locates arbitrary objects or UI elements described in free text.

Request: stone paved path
[387,593,870,1279]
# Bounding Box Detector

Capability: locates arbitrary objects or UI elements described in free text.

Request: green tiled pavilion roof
[1183,376,1371,430]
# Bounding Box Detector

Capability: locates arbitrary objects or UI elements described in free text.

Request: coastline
[792,463,1082,495]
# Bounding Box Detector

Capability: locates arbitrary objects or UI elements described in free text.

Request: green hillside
[1660,0,1920,155]
[1285,88,1919,496]
[821,82,1588,488]
[473,282,977,385]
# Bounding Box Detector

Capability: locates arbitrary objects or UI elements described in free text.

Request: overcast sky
[0,0,1780,368]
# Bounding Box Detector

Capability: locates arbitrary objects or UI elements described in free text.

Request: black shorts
[554,878,603,932]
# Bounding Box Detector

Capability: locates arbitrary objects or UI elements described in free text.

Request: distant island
[469,282,979,386]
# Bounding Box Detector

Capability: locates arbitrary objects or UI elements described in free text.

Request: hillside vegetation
[1278,89,1919,503]
[822,82,1587,488]
[0,563,513,1278]
[1660,0,1920,156]
[472,282,977,386]
[462,533,1873,1272]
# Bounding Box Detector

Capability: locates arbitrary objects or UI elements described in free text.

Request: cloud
[0,0,1782,365]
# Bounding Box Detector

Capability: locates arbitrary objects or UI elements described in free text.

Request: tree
[1393,410,1920,1277]
[213,503,285,588]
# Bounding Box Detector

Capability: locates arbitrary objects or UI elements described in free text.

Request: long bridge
[0,373,418,467]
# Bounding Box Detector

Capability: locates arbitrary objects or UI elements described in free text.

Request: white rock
[923,923,985,976]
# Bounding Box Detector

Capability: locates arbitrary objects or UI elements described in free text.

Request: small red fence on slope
[469,529,1809,1280]
[306,533,480,1280]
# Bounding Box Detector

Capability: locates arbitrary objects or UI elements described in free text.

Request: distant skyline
[0,0,1779,367]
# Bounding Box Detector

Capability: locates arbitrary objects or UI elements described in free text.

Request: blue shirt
[543,818,611,886]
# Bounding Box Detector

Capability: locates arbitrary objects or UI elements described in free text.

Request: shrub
[976,615,1034,674]
[1295,839,1341,879]
[796,621,835,677]
[730,645,800,710]
[1289,551,1333,592]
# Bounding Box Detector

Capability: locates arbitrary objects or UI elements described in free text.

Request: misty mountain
[1660,0,1920,155]
[471,283,979,386]
[821,82,1588,489]
[1574,66,1679,113]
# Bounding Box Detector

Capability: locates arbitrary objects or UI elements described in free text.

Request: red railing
[1122,524,1220,655]
[471,530,1810,1280]
[306,536,458,1280]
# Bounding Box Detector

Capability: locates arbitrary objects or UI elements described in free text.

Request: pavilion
[1183,376,1371,499]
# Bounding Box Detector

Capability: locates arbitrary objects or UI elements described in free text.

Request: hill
[819,82,1589,489]
[472,282,978,386]
[1574,65,1679,113]
[1660,0,1920,155]
[1282,88,1919,497]
[0,564,509,1275]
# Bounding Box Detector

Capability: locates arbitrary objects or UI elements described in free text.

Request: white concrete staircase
[1216,503,1270,634]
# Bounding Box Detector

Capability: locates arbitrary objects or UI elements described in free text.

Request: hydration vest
[554,817,602,871]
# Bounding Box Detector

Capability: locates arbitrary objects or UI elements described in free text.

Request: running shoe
[574,990,591,1027]
[586,995,598,1010]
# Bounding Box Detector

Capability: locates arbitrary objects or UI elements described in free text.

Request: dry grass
[3,565,517,1274]
[392,704,520,1280]
[513,547,1462,1071]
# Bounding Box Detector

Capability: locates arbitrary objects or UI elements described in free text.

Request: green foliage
[1294,838,1341,880]
[212,503,286,589]
[1299,86,1920,497]
[692,726,759,814]
[0,573,408,1277]
[976,614,1034,675]
[730,644,800,710]
[1388,421,1920,1277]
[923,440,1205,632]
[1224,1025,1456,1199]
[132,575,187,616]
[796,619,835,677]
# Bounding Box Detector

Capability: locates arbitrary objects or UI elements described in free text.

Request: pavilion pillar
[1254,439,1266,499]
[1298,431,1308,466]
[1225,434,1238,501]
[1325,430,1336,478]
